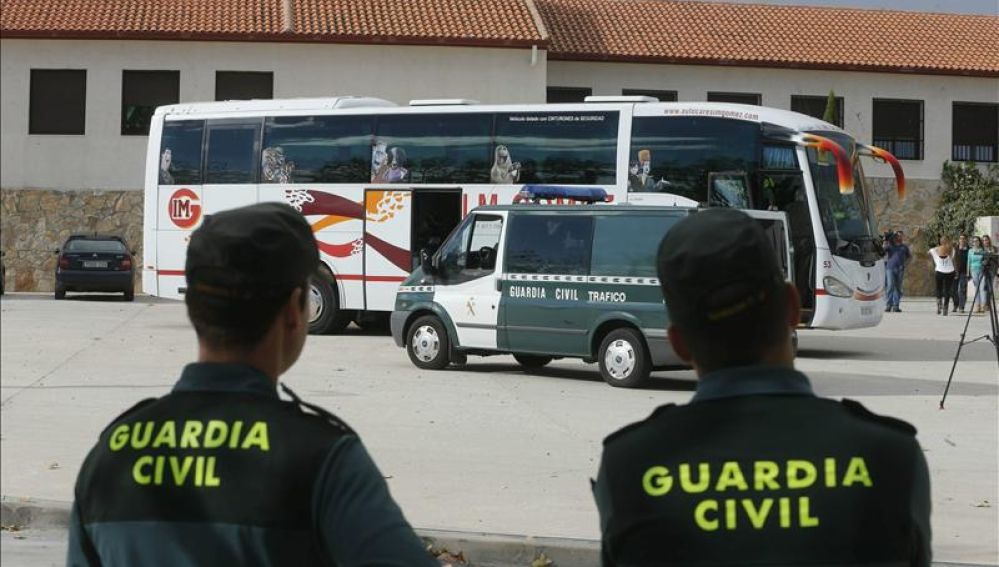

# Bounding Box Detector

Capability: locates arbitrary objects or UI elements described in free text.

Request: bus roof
[156,97,842,133]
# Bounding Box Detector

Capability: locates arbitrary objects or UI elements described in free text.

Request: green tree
[822,90,838,126]
[925,161,999,245]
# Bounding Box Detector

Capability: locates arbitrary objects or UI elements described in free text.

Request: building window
[873,99,923,160]
[791,95,844,128]
[707,92,762,105]
[622,89,678,102]
[122,70,180,136]
[952,102,998,163]
[546,87,592,103]
[215,71,274,101]
[29,69,86,135]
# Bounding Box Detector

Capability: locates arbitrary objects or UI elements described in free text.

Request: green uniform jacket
[67,363,436,567]
[594,366,931,566]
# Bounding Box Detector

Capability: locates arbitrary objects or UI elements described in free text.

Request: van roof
[474,204,697,214]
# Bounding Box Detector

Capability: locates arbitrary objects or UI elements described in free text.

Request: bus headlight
[823,276,853,298]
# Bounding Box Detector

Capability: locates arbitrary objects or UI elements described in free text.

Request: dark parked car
[55,234,135,301]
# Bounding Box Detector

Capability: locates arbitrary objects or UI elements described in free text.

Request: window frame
[121,70,181,136]
[29,69,87,135]
[707,92,762,106]
[790,94,844,128]
[215,71,275,102]
[951,101,998,163]
[622,89,678,102]
[872,98,924,161]
[546,86,593,103]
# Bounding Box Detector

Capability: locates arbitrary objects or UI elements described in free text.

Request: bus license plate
[860,306,873,316]
[83,261,107,269]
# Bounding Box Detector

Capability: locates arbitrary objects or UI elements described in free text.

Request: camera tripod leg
[941,268,999,409]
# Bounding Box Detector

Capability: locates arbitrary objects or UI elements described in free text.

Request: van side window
[438,214,502,283]
[506,215,593,275]
[591,215,679,277]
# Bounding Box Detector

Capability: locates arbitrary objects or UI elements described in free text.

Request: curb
[2,496,599,567]
[1,497,992,567]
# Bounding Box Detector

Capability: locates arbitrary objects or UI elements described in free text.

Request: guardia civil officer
[67,203,437,566]
[593,209,931,566]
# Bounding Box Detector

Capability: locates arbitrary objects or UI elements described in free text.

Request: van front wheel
[407,315,451,370]
[598,328,651,388]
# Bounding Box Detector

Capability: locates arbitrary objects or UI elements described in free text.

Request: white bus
[143,96,904,333]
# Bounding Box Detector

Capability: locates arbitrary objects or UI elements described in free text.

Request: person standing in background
[929,236,957,316]
[884,231,911,313]
[954,234,969,314]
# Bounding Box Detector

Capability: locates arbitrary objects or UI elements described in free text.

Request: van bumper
[390,311,408,347]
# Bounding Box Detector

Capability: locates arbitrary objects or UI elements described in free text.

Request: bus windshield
[806,131,879,261]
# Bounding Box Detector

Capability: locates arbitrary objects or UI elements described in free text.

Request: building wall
[0,38,548,191]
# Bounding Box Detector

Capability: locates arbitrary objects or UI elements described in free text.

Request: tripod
[940,256,999,409]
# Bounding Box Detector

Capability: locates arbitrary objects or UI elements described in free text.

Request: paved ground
[1,293,997,564]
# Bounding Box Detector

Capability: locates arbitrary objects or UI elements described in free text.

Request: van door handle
[496,278,502,292]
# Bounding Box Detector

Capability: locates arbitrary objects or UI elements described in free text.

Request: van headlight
[823,276,853,298]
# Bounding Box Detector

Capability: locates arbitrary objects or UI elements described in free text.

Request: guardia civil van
[390,186,791,388]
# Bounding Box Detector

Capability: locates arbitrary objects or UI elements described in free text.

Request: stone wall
[1,189,143,292]
[868,177,942,297]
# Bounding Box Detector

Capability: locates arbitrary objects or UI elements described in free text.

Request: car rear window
[65,239,127,253]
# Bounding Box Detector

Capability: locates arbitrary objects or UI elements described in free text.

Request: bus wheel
[407,315,451,370]
[308,270,350,335]
[513,354,553,369]
[598,328,651,388]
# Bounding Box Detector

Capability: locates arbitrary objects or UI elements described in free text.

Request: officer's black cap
[656,208,785,332]
[186,202,318,300]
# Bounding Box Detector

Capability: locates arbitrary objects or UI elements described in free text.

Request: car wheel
[406,315,451,370]
[54,285,66,300]
[598,327,651,388]
[308,269,351,335]
[124,288,135,302]
[513,354,553,369]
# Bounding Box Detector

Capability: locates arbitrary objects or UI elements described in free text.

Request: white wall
[549,61,999,180]
[0,39,548,191]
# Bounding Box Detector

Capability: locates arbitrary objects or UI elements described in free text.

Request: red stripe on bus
[815,289,828,296]
[337,274,407,283]
[157,270,404,283]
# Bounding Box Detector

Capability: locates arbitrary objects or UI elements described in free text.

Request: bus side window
[159,120,204,185]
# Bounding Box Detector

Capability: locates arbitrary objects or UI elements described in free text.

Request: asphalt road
[1,293,997,564]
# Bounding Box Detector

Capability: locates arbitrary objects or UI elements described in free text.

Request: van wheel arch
[591,319,644,359]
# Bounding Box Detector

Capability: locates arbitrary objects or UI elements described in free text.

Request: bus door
[761,172,816,324]
[412,189,463,268]
[364,188,415,311]
[202,119,261,218]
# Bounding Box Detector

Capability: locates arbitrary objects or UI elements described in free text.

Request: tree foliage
[924,161,999,245]
[822,90,838,125]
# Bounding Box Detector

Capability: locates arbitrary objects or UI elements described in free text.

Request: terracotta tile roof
[0,0,547,47]
[2,0,995,76]
[536,0,999,77]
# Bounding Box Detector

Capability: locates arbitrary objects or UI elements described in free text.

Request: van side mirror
[420,248,436,275]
